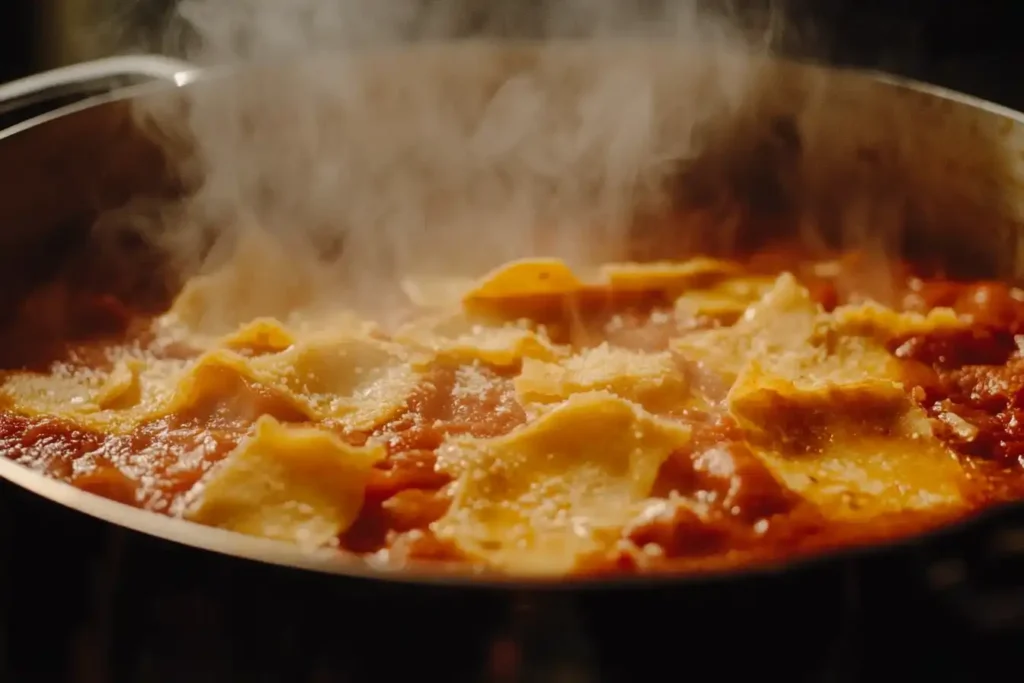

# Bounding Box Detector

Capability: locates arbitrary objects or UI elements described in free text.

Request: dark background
[2,1,1024,108]
[783,0,1024,108]
[0,3,34,83]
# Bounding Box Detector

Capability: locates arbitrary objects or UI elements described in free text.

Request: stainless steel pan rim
[2,49,1024,589]
[7,446,1022,591]
[0,55,199,101]
[866,69,1024,125]
[0,55,199,139]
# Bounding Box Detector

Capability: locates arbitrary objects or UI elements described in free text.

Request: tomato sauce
[5,251,1024,575]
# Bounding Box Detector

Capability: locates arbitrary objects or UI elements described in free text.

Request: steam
[127,0,781,320]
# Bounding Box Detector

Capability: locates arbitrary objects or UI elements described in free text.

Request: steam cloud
[126,0,783,320]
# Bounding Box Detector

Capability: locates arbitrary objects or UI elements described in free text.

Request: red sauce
[6,250,1024,576]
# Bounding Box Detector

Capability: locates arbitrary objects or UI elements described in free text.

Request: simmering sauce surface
[3,245,1024,576]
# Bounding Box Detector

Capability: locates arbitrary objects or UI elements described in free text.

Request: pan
[1,44,1024,682]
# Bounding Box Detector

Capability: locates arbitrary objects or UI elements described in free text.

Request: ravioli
[600,257,741,293]
[464,258,584,303]
[724,299,969,518]
[831,301,965,339]
[186,416,384,548]
[432,392,692,574]
[245,336,421,430]
[0,247,1005,579]
[395,313,566,368]
[1,353,190,432]
[672,276,777,326]
[514,343,688,414]
[672,273,823,384]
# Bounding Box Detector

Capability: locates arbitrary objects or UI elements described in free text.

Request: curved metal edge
[6,445,1020,593]
[0,55,203,144]
[861,67,1024,125]
[0,454,427,585]
[0,55,199,103]
[0,80,182,144]
[3,51,1024,589]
